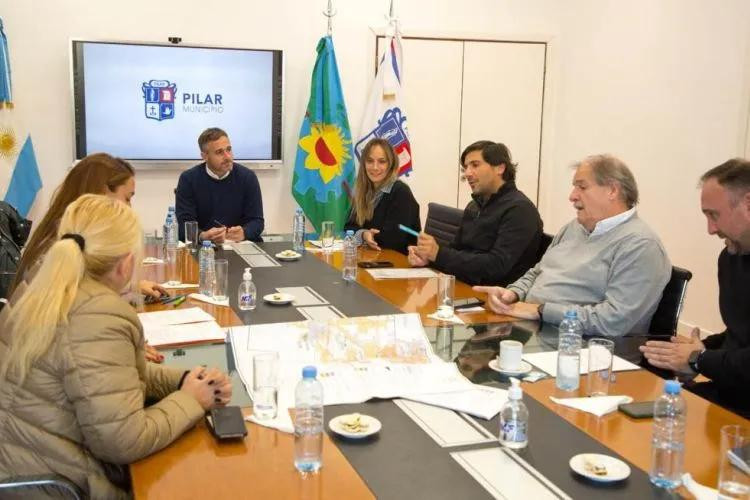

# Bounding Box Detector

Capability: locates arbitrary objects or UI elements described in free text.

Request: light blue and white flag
[0,18,41,217]
[355,30,412,177]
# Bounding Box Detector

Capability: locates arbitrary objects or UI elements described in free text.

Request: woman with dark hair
[10,153,167,362]
[344,139,420,254]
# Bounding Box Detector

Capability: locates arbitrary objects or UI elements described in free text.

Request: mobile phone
[358,261,394,268]
[206,406,247,440]
[618,401,655,419]
[453,297,485,310]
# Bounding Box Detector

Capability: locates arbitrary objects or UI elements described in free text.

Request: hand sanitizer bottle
[237,267,256,311]
[499,377,529,449]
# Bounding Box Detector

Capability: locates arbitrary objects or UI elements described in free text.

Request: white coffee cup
[498,340,523,371]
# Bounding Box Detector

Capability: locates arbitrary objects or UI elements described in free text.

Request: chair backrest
[424,202,464,248]
[536,232,553,264]
[648,266,693,335]
[0,474,83,499]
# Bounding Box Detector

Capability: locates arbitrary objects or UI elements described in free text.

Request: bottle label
[501,420,527,443]
[240,294,255,306]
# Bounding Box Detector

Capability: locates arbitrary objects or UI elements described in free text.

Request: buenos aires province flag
[355,34,412,177]
[292,36,356,233]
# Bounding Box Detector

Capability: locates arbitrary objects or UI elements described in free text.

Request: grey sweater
[508,214,671,336]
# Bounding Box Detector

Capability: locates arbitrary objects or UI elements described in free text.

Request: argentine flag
[0,19,41,217]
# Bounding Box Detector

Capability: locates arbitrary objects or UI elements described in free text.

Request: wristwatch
[688,349,705,373]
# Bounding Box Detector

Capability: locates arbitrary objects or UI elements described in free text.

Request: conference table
[131,239,748,499]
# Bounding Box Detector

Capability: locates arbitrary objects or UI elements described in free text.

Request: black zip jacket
[434,181,542,286]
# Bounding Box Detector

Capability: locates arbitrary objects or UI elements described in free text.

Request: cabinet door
[459,41,546,209]
[376,37,464,225]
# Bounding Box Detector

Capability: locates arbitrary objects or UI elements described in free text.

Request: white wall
[2,0,749,333]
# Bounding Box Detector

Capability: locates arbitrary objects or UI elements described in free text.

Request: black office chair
[535,232,553,264]
[648,266,693,336]
[424,202,464,248]
[0,474,83,499]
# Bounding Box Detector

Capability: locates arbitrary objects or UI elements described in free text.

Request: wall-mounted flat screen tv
[71,40,283,164]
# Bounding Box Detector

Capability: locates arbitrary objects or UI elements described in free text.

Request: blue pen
[398,224,419,238]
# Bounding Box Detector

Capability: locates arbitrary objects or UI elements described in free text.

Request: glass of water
[436,273,455,319]
[320,220,335,251]
[586,338,614,396]
[252,352,279,420]
[213,259,229,301]
[718,425,750,498]
[184,221,199,253]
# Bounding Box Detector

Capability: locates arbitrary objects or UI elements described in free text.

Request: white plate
[329,414,381,439]
[488,359,533,376]
[275,250,302,261]
[569,453,631,482]
[263,293,295,305]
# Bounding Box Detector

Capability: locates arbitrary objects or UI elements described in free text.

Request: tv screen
[71,40,283,163]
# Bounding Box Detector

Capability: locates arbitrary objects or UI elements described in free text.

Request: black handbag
[0,201,31,300]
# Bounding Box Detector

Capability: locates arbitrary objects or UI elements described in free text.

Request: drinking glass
[320,221,335,251]
[586,338,614,396]
[144,231,164,262]
[184,221,199,253]
[718,425,750,498]
[213,259,229,301]
[165,247,181,286]
[436,273,455,319]
[252,352,279,420]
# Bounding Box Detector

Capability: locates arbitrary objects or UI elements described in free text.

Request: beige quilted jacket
[0,278,204,498]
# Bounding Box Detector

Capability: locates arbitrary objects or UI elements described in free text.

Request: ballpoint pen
[398,224,419,238]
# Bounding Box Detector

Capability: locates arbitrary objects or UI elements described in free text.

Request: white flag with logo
[355,33,412,177]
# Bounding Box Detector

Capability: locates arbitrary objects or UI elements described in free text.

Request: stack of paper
[138,307,225,347]
[366,268,438,279]
[523,349,640,376]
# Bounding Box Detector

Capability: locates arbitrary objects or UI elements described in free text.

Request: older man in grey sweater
[475,155,671,336]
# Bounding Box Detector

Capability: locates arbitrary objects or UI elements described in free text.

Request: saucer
[488,359,533,376]
[329,414,381,439]
[275,250,301,261]
[262,293,295,305]
[569,453,631,482]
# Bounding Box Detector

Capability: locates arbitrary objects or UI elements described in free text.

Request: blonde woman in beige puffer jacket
[0,195,232,498]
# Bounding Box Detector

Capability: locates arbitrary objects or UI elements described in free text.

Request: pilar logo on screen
[142,79,224,121]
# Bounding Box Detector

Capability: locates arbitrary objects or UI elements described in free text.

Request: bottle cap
[202,240,211,247]
[664,379,681,395]
[346,230,354,236]
[243,267,252,280]
[564,309,578,319]
[302,365,317,379]
[296,208,302,213]
[508,377,523,400]
[168,206,175,211]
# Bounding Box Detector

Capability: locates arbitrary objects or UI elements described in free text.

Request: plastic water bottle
[293,208,306,253]
[499,378,529,449]
[294,366,324,473]
[168,212,178,248]
[556,309,583,391]
[649,380,686,489]
[237,267,256,311]
[198,240,215,296]
[342,230,357,282]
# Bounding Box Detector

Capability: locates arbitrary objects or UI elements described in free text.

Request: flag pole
[323,0,336,36]
[385,0,400,37]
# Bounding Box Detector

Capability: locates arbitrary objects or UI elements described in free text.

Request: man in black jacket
[641,158,750,417]
[408,141,543,286]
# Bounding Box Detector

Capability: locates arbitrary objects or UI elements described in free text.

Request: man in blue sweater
[176,128,264,243]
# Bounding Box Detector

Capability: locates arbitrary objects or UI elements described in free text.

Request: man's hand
[640,327,705,373]
[415,233,439,262]
[139,279,167,299]
[362,229,381,251]
[472,286,519,314]
[225,226,244,242]
[408,245,429,267]
[200,226,226,244]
